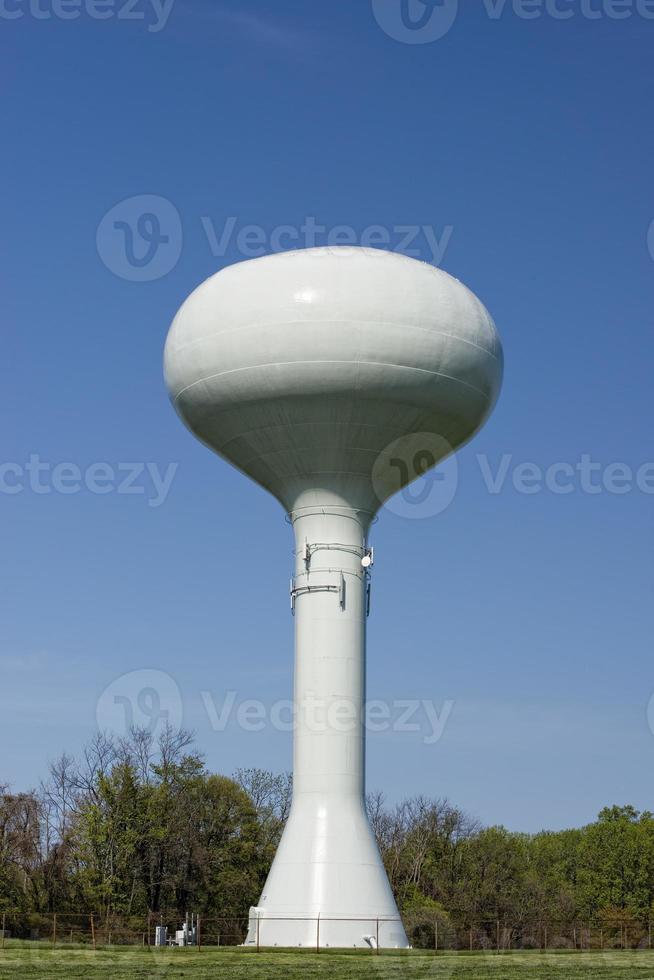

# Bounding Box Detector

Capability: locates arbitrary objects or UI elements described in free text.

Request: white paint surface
[164,247,503,948]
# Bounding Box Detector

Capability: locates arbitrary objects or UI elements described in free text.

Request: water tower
[164,246,502,949]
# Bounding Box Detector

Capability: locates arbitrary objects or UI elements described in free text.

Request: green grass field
[1,946,654,980]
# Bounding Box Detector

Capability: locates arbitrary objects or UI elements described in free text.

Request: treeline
[2,727,653,943]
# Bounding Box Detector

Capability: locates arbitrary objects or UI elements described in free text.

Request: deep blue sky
[2,0,653,833]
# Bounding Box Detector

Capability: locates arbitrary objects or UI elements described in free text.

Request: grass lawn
[1,945,654,980]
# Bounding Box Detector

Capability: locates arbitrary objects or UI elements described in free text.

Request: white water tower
[164,246,503,948]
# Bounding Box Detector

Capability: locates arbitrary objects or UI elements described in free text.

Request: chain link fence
[0,911,651,953]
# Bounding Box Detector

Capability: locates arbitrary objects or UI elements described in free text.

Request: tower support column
[245,504,407,949]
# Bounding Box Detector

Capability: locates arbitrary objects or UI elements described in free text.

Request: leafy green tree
[576,806,654,919]
[451,826,529,925]
[72,733,266,917]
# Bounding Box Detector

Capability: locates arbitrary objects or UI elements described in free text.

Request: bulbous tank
[164,246,503,515]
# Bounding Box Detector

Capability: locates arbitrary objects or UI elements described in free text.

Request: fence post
[52,912,57,948]
[1,912,5,949]
[496,920,500,953]
[256,914,260,953]
[316,915,320,954]
[649,920,652,949]
[197,915,201,952]
[469,927,473,952]
[434,919,438,952]
[90,914,96,951]
[375,918,379,954]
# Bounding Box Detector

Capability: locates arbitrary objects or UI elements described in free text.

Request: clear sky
[2,0,653,833]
